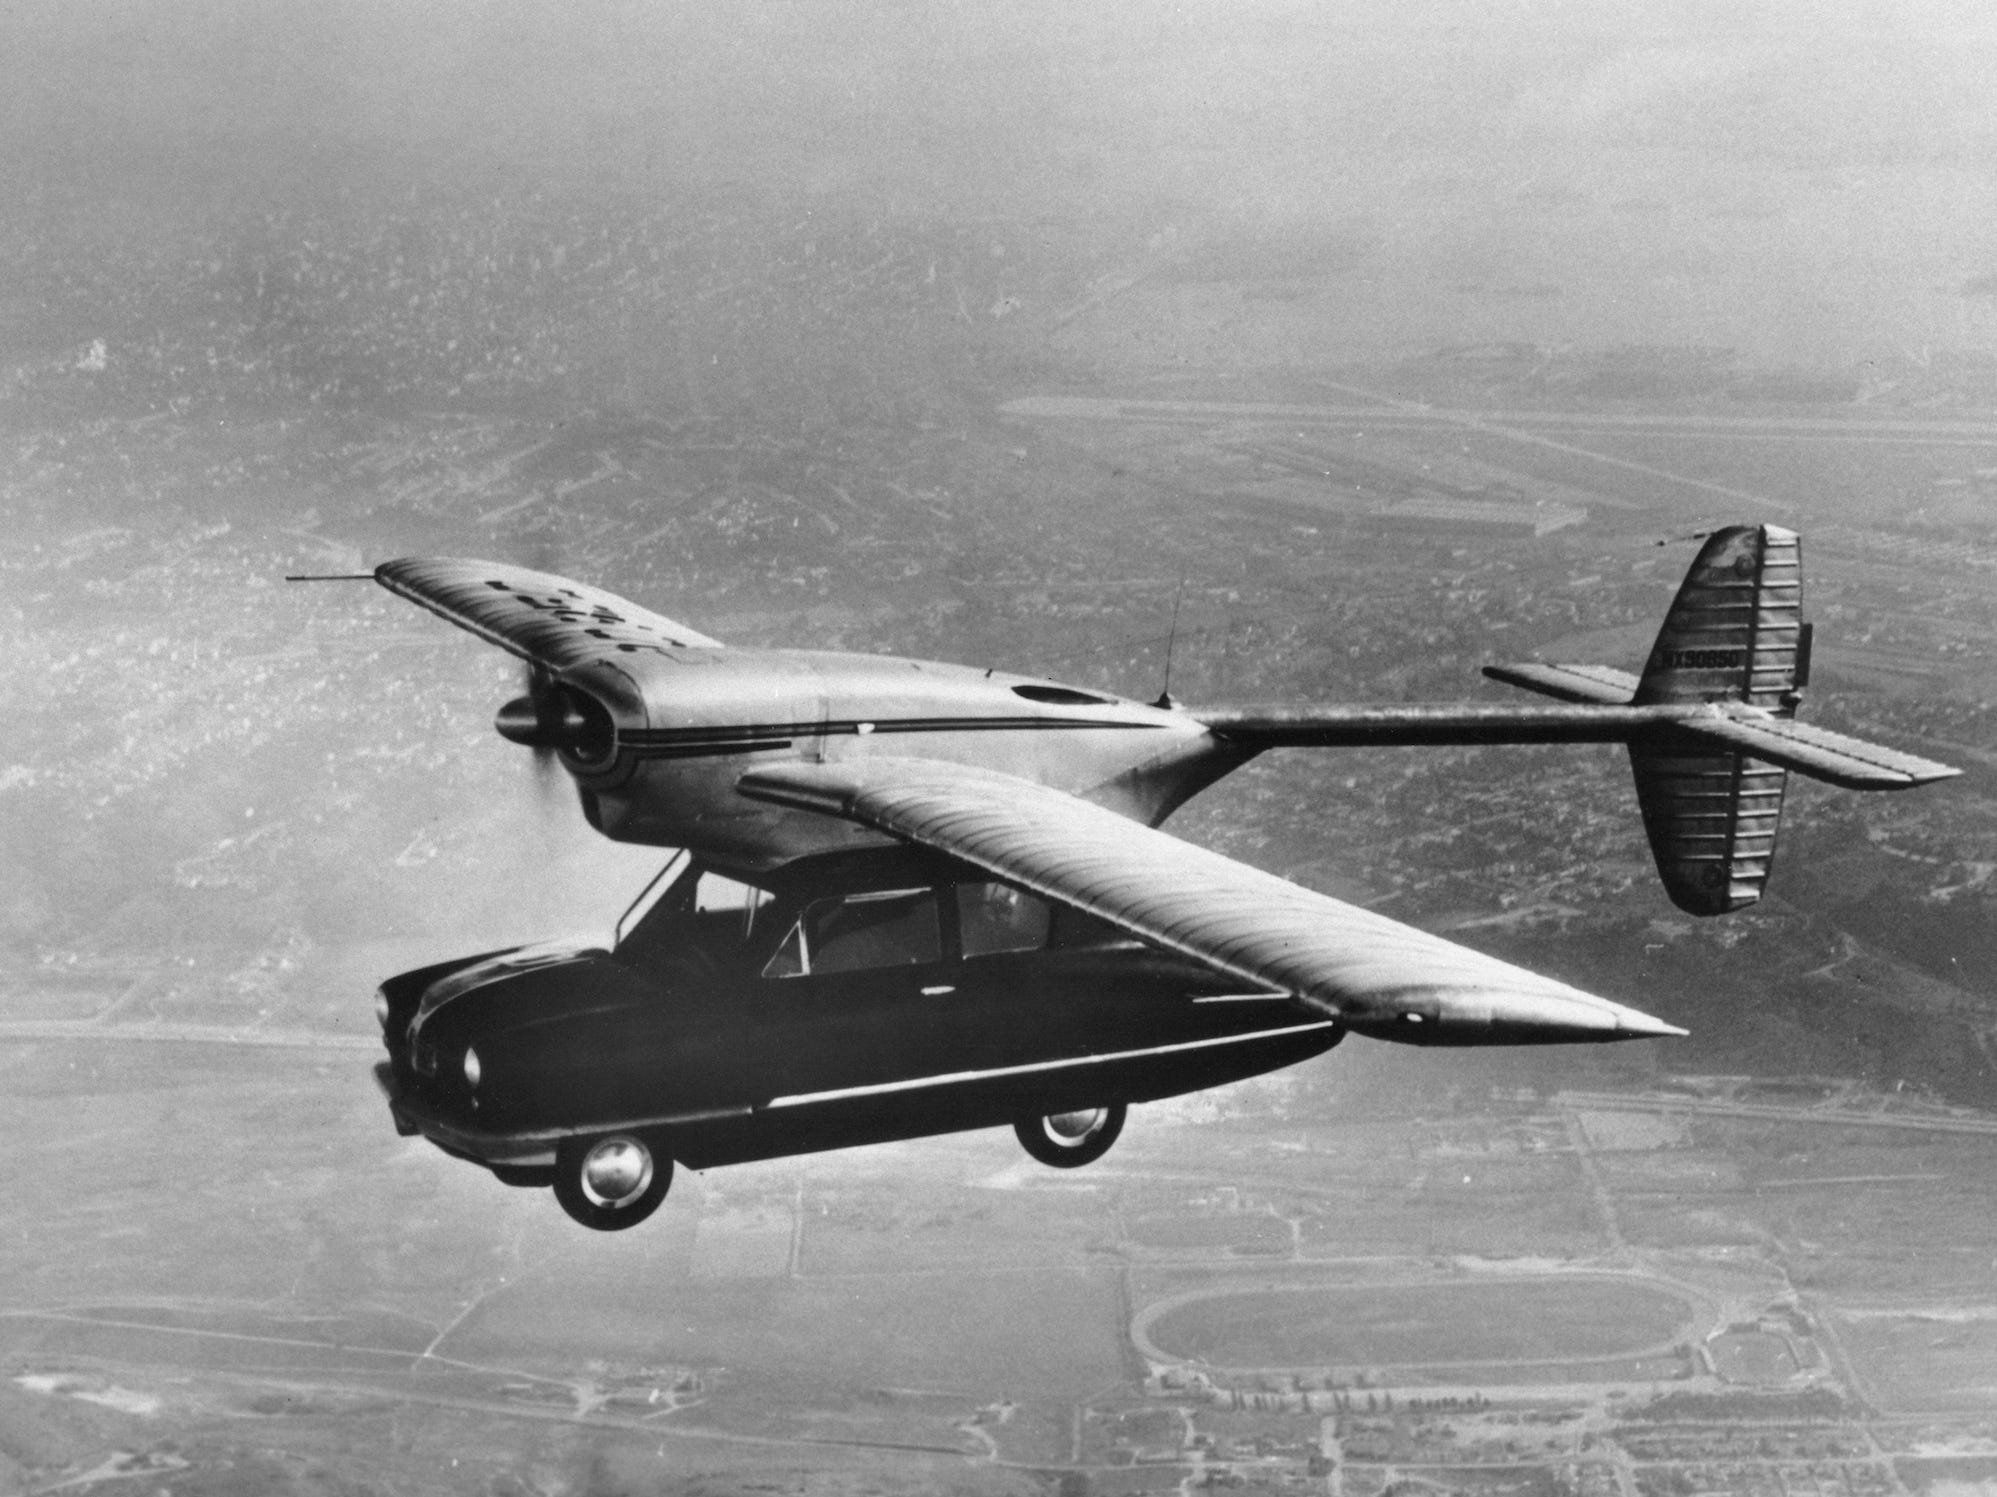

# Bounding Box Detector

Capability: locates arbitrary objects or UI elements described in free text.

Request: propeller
[487,541,608,910]
[494,662,616,826]
[497,664,575,749]
[497,539,576,790]
[496,661,556,809]
[495,663,612,759]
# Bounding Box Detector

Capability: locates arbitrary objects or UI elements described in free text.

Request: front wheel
[1014,1103,1126,1169]
[553,1132,672,1230]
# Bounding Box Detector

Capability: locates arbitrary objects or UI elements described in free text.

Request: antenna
[1153,572,1188,710]
[284,572,375,581]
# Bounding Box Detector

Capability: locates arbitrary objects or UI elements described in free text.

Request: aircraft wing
[374,558,722,671]
[735,759,1683,1047]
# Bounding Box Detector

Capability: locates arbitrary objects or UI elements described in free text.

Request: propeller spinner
[495,665,614,764]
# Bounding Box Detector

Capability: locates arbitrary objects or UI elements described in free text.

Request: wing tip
[1615,1011,1689,1040]
[1343,988,1687,1046]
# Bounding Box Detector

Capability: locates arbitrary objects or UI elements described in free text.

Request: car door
[753,885,960,1098]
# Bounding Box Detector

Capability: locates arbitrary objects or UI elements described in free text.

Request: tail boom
[1200,701,1672,748]
[1199,698,1953,790]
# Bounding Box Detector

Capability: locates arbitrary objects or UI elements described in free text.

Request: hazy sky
[7,1,1995,371]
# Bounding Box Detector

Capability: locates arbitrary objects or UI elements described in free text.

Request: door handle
[921,985,955,996]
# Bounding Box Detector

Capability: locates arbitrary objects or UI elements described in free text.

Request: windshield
[615,858,776,973]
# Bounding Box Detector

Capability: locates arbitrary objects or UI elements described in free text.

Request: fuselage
[554,647,1253,872]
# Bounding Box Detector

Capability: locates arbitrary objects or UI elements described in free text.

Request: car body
[374,849,1344,1223]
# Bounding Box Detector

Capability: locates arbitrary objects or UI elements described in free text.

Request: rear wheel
[553,1132,672,1230]
[1014,1103,1125,1168]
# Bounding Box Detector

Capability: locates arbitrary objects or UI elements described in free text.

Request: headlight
[462,1047,482,1090]
[373,990,391,1030]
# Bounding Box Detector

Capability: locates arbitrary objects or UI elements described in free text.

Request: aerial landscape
[2,2,1996,1493]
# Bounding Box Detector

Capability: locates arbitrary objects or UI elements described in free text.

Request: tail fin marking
[1635,524,1803,711]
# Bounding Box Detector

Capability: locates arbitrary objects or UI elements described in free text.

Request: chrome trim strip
[765,1021,1339,1110]
[622,714,1163,761]
[620,715,1156,745]
[376,1021,1340,1161]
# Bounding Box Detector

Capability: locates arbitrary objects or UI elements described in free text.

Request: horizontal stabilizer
[1677,710,1961,791]
[1482,662,1638,706]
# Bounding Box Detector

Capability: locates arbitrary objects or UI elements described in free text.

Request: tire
[1014,1103,1126,1169]
[552,1132,672,1230]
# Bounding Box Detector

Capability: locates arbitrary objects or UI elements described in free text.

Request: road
[1002,395,1997,445]
[0,1019,376,1051]
[1561,1089,1997,1137]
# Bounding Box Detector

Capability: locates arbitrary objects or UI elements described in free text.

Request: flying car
[354,525,1956,1229]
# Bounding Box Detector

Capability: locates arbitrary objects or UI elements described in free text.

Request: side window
[695,871,770,940]
[762,921,807,979]
[957,882,1051,958]
[695,873,761,913]
[1048,902,1131,950]
[761,888,940,978]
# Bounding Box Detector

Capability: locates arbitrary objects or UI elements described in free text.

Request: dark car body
[374,849,1342,1214]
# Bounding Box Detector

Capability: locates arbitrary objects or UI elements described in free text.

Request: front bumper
[374,1062,560,1169]
[373,1061,750,1170]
